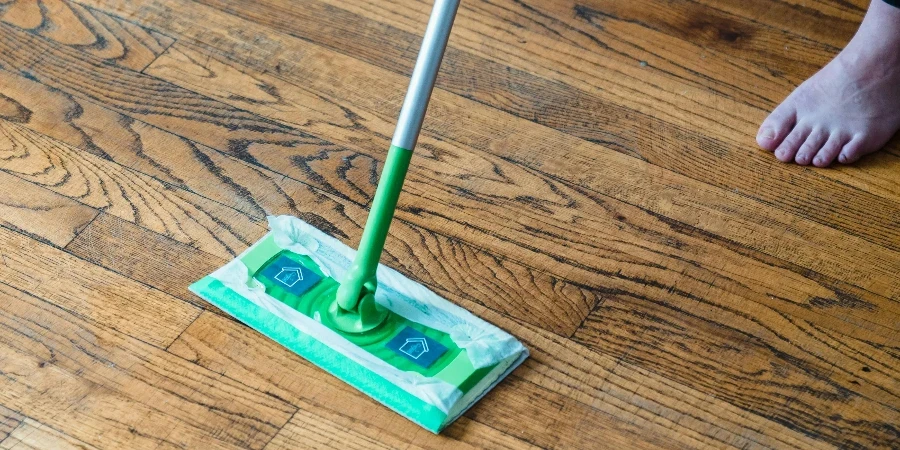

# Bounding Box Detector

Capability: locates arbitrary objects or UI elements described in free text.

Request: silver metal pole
[390,0,460,151]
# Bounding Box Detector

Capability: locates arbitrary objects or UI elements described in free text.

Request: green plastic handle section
[335,145,413,315]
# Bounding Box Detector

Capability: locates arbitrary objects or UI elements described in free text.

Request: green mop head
[190,215,529,433]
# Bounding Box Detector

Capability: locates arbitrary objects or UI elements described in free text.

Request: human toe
[757,106,796,151]
[774,126,810,163]
[838,138,868,164]
[812,134,849,167]
[794,129,828,165]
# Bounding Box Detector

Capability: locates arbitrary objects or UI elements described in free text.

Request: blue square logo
[386,327,448,369]
[257,254,323,296]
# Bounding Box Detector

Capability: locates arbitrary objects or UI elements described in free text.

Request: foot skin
[757,1,900,167]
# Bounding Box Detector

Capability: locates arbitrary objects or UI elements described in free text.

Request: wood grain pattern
[0,0,174,71]
[168,313,566,450]
[574,293,900,449]
[0,0,897,448]
[0,19,376,206]
[324,0,900,203]
[0,405,24,443]
[0,116,266,259]
[65,213,228,310]
[6,31,895,344]
[0,50,602,335]
[0,224,199,347]
[63,219,678,449]
[0,281,295,450]
[0,0,893,262]
[68,210,599,336]
[0,170,98,247]
[0,419,100,450]
[685,0,863,49]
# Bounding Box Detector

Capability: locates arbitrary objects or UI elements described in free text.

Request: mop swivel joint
[332,272,389,333]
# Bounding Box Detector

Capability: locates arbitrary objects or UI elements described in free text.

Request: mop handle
[391,0,460,151]
[336,0,460,311]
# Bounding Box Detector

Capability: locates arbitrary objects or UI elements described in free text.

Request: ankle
[857,1,900,49]
[841,3,900,69]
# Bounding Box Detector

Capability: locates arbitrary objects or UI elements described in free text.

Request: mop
[190,0,528,433]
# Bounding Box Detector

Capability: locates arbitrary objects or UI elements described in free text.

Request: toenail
[758,128,776,140]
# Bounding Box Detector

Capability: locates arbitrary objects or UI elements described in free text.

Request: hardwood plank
[58,122,892,450]
[171,317,541,450]
[2,59,586,338]
[264,403,542,450]
[0,405,24,443]
[262,407,434,450]
[189,0,760,140]
[0,224,199,347]
[0,280,296,450]
[0,68,289,215]
[0,170,98,247]
[329,0,830,91]
[0,1,895,449]
[0,418,100,450]
[687,0,863,49]
[563,0,839,79]
[510,321,832,450]
[0,353,218,450]
[310,0,900,199]
[169,291,835,449]
[0,0,173,71]
[73,211,838,448]
[572,293,900,449]
[65,213,226,311]
[171,0,870,158]
[0,116,266,259]
[300,0,867,172]
[49,160,900,446]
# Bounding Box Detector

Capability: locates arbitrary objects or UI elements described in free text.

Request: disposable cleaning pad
[190,216,529,432]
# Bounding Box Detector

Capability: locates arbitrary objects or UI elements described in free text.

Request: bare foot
[757,1,900,167]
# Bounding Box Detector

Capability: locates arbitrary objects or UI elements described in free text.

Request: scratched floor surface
[0,0,898,448]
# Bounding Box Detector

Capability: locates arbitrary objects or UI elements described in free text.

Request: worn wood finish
[0,0,897,448]
[0,418,101,450]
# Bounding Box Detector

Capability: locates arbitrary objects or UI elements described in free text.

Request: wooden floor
[0,0,898,448]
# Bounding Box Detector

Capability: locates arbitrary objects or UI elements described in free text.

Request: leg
[757,0,900,167]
